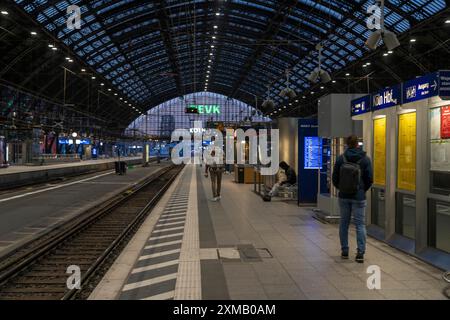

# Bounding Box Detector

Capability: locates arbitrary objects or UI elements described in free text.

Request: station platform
[0,157,143,189]
[0,162,169,258]
[90,165,448,300]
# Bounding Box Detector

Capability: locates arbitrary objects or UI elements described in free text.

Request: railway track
[0,164,183,300]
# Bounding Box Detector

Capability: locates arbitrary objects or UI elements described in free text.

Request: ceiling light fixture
[30,31,37,35]
[1,11,8,15]
[307,43,332,84]
[279,69,297,99]
[345,73,350,76]
[410,38,416,43]
[81,69,86,72]
[262,85,275,110]
[365,1,400,51]
[52,47,57,51]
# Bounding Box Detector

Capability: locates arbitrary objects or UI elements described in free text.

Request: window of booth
[428,199,450,254]
[430,106,450,195]
[396,112,416,239]
[371,117,387,229]
[397,112,416,192]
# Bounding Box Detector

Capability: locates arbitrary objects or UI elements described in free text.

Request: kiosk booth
[351,70,450,270]
[316,94,363,221]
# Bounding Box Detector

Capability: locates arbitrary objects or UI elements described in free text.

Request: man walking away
[205,150,225,202]
[332,135,373,263]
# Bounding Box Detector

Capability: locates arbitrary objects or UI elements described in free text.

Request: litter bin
[115,161,127,175]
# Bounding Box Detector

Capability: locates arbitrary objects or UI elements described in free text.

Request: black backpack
[339,155,363,194]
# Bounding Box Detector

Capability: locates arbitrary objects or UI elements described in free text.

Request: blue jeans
[339,198,367,254]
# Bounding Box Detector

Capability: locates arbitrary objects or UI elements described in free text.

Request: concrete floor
[91,165,449,300]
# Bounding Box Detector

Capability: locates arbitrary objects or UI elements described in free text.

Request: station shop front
[351,70,450,269]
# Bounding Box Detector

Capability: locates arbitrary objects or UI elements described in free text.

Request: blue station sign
[351,70,450,116]
[403,72,439,104]
[372,85,401,111]
[439,70,450,99]
[351,95,371,116]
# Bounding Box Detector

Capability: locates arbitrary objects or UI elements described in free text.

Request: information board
[298,119,319,203]
[372,85,401,111]
[439,70,450,99]
[373,118,386,186]
[351,95,371,116]
[304,137,323,169]
[397,112,416,191]
[403,73,439,104]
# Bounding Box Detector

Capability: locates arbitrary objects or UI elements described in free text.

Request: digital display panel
[304,137,323,170]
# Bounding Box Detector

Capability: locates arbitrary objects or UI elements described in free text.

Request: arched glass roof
[126,91,270,138]
[11,0,448,113]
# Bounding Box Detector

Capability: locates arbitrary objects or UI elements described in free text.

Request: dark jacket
[281,167,297,185]
[332,147,373,201]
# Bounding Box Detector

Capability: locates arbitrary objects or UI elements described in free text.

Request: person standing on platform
[204,150,225,202]
[332,135,373,263]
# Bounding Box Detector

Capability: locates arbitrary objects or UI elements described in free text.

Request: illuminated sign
[58,138,91,145]
[403,73,439,104]
[439,70,450,99]
[186,105,221,114]
[351,95,371,116]
[304,137,323,170]
[372,85,401,111]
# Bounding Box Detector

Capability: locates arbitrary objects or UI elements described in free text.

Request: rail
[0,164,183,300]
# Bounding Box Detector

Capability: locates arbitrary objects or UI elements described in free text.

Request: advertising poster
[441,106,450,139]
[397,113,416,191]
[373,118,386,186]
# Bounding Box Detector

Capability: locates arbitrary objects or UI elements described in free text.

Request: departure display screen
[304,137,323,170]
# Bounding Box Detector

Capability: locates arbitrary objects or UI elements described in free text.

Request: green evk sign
[189,104,221,114]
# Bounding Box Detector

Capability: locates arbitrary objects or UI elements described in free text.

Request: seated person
[265,161,297,200]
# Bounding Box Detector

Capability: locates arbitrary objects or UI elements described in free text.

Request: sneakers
[340,250,364,263]
[355,252,365,263]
